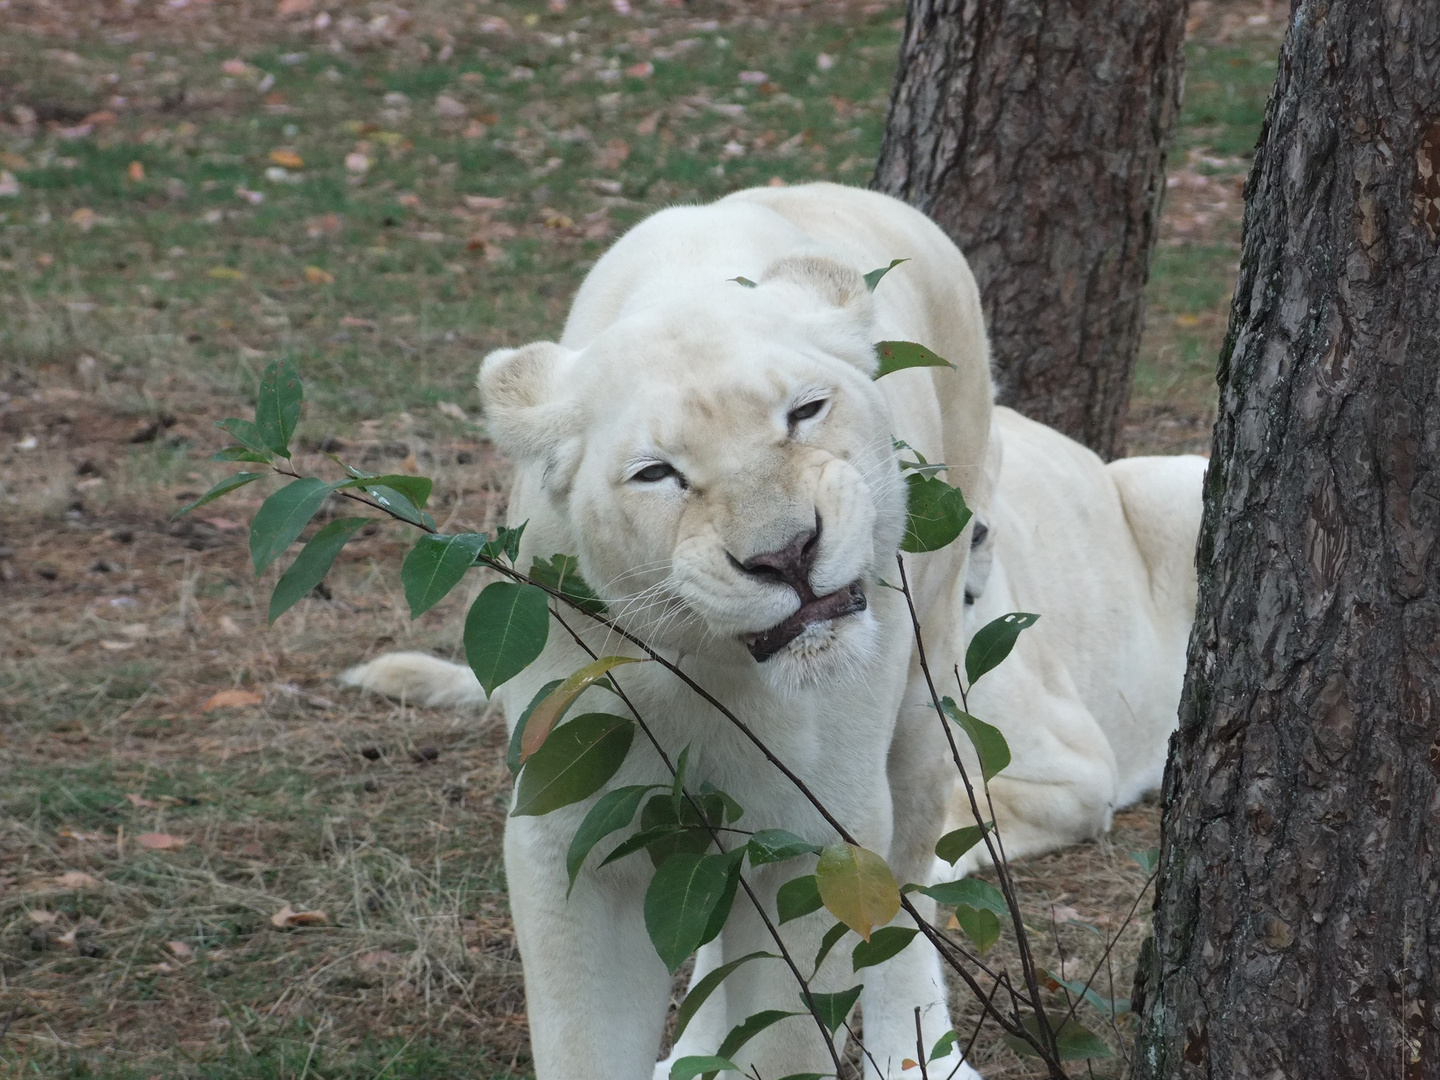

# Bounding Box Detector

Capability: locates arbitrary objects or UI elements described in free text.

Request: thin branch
[894,554,1060,1070]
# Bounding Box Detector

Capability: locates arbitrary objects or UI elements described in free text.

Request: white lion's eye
[787,398,828,430]
[630,462,687,487]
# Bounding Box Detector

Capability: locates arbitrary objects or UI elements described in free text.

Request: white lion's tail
[339,652,488,708]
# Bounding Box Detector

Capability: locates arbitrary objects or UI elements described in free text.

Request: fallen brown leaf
[136,832,186,851]
[28,910,58,925]
[202,689,263,711]
[304,265,334,285]
[128,161,145,182]
[167,940,193,957]
[271,904,329,928]
[55,870,102,889]
[126,793,157,809]
[269,148,304,169]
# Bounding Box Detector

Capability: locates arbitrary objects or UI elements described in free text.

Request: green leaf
[964,611,1040,686]
[254,358,303,458]
[813,921,849,974]
[673,951,778,1043]
[729,276,757,288]
[361,483,435,529]
[700,782,744,824]
[508,679,561,775]
[698,848,746,947]
[935,822,992,865]
[814,843,900,942]
[401,533,485,619]
[216,417,272,458]
[777,874,823,924]
[919,877,1008,916]
[1131,848,1159,874]
[953,905,1001,954]
[1002,1017,1113,1061]
[929,1030,959,1063]
[566,784,659,893]
[249,477,334,573]
[901,473,972,553]
[644,851,736,974]
[464,581,550,696]
[1040,967,1130,1016]
[481,523,526,564]
[851,925,917,971]
[940,698,1012,782]
[529,553,606,614]
[670,1057,741,1080]
[874,340,954,380]
[747,829,823,867]
[338,473,433,510]
[715,1010,802,1062]
[268,517,368,623]
[671,745,691,815]
[799,985,862,1035]
[637,792,716,867]
[212,446,273,463]
[175,472,265,517]
[863,258,908,292]
[599,824,689,868]
[521,655,643,761]
[511,712,634,817]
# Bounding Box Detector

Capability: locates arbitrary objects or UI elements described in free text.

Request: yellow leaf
[304,265,334,284]
[902,1060,918,1071]
[814,842,900,942]
[203,688,263,710]
[1174,313,1201,328]
[207,267,246,281]
[269,148,304,169]
[520,656,644,761]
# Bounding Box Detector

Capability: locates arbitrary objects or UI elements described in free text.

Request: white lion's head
[479,256,907,689]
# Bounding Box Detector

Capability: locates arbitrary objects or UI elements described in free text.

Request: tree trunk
[1133,4,1440,1078]
[872,0,1187,460]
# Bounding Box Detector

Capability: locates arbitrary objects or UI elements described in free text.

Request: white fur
[349,183,995,1080]
[941,407,1207,877]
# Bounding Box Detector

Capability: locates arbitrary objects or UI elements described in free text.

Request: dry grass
[0,0,1289,1075]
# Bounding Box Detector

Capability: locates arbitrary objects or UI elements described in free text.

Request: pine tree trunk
[872,0,1187,460]
[1133,4,1440,1077]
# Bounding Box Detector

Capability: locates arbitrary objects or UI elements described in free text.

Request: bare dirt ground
[0,1,1285,1076]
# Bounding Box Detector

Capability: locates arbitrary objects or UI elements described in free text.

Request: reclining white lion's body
[350,183,994,1080]
[951,408,1207,876]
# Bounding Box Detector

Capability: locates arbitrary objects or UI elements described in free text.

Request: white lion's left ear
[759,255,879,374]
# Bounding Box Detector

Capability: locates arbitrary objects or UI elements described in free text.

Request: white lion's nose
[734,521,821,599]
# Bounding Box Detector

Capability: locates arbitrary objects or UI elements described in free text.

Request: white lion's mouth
[742,581,867,662]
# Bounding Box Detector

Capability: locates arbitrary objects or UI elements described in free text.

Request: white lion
[658,408,1206,1069]
[346,182,994,1080]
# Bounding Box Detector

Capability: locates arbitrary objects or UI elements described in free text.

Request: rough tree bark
[1133,4,1440,1078]
[872,0,1187,459]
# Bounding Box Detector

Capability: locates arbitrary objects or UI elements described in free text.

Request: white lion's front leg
[507,816,672,1080]
[860,681,984,1080]
[654,940,728,1080]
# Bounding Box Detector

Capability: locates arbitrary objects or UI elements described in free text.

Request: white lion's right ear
[477,342,580,463]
